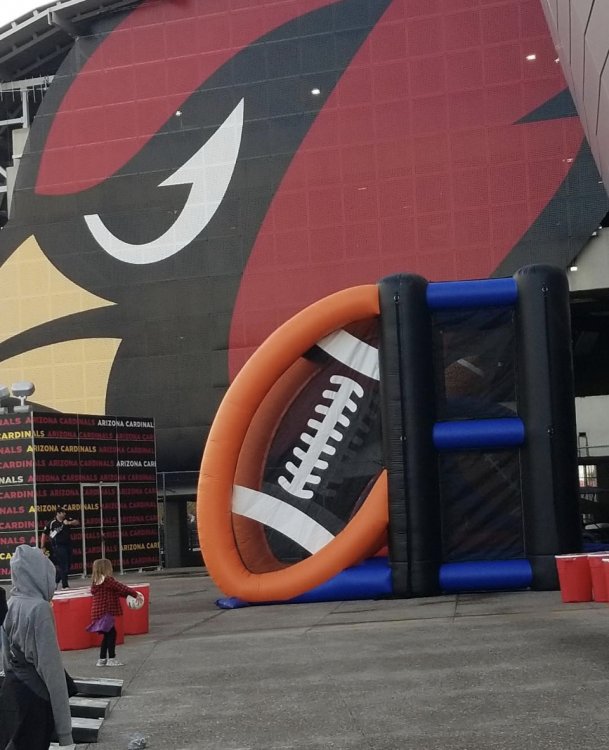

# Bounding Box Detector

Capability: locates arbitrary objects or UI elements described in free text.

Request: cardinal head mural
[0,0,606,471]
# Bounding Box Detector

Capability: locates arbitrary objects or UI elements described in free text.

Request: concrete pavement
[60,572,609,750]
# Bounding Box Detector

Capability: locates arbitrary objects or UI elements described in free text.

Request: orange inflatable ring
[197,285,388,602]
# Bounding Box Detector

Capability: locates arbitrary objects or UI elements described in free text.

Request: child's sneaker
[105,658,124,667]
[96,658,107,667]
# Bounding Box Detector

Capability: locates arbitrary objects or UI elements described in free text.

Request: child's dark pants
[100,627,117,659]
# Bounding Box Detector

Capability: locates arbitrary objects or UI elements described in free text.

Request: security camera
[11,381,35,412]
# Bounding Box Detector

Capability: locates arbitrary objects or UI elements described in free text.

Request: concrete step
[0,672,111,744]
[74,675,123,697]
[50,716,103,744]
[72,716,104,744]
[70,695,110,719]
[2,672,115,743]
[0,671,122,698]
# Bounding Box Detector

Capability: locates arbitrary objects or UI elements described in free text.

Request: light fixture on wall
[0,385,10,415]
[11,381,35,413]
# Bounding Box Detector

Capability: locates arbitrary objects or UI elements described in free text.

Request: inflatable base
[217,557,392,609]
[440,559,533,593]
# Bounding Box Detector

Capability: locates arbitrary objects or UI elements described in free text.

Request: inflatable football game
[198,265,581,605]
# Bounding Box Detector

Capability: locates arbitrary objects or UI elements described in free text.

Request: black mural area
[0,0,392,472]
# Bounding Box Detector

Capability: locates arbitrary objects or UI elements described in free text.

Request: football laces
[278,374,364,500]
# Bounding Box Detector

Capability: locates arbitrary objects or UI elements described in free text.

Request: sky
[0,0,51,28]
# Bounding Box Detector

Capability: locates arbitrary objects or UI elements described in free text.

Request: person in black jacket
[40,506,79,589]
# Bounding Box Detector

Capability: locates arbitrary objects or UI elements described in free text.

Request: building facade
[0,0,606,474]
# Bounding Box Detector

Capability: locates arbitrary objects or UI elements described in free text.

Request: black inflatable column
[514,265,581,589]
[378,274,440,597]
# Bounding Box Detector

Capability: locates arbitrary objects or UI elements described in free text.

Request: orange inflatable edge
[197,285,388,602]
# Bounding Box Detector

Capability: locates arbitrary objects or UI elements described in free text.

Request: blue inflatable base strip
[440,559,533,593]
[426,277,518,310]
[433,417,525,451]
[216,557,393,609]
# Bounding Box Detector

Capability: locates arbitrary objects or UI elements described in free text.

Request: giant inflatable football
[198,265,581,604]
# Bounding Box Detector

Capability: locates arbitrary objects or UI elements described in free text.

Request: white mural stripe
[84,99,245,265]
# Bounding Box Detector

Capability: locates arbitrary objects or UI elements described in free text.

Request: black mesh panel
[432,307,517,421]
[439,450,524,561]
[432,306,524,563]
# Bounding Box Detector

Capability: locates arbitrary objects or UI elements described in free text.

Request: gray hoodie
[1,544,73,746]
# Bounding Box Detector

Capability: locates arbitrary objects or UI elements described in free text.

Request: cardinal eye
[83,99,244,265]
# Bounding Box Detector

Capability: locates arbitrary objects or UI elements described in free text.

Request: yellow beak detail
[0,235,121,413]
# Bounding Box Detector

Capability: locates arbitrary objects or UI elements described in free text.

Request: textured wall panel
[541,0,609,197]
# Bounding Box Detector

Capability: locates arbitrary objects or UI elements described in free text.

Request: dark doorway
[157,472,202,568]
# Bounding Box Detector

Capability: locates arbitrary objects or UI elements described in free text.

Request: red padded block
[588,554,609,602]
[52,592,94,651]
[602,560,609,603]
[555,555,592,603]
[52,588,127,650]
[121,583,150,635]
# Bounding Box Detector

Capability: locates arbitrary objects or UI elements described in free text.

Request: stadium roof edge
[0,0,139,81]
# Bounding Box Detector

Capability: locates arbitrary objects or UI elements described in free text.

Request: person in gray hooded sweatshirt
[0,584,6,626]
[0,544,74,749]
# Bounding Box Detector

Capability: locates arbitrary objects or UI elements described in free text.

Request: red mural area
[36,0,341,194]
[0,414,160,579]
[228,0,586,372]
[28,0,587,378]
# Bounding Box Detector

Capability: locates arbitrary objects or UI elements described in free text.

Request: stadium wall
[0,0,606,472]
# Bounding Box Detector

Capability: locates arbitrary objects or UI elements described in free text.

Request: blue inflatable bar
[440,560,532,593]
[433,418,525,451]
[426,278,518,310]
[217,557,393,609]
